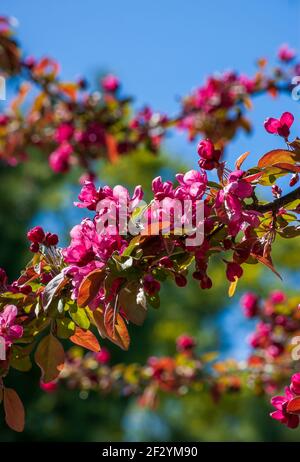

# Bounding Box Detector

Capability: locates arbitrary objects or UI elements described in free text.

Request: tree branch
[252,186,300,213]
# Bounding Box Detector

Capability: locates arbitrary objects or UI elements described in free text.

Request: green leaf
[70,307,90,330]
[56,318,75,339]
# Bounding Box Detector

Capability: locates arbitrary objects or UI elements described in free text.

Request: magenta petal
[8,324,23,340]
[264,117,280,134]
[235,180,253,199]
[1,305,18,325]
[271,396,286,409]
[280,112,294,128]
[270,410,285,421]
[285,386,294,400]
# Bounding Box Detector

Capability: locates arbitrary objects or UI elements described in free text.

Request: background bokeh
[1,0,300,441]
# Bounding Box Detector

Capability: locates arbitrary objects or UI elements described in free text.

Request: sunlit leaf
[34,334,65,382]
[70,327,100,352]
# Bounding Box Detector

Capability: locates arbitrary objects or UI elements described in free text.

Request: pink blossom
[94,348,111,364]
[226,262,243,282]
[216,170,259,236]
[249,321,271,348]
[270,290,286,304]
[197,139,221,170]
[27,226,45,243]
[54,123,74,143]
[270,387,300,429]
[278,44,296,62]
[0,305,23,348]
[152,176,174,200]
[49,142,73,173]
[143,274,160,296]
[40,380,58,393]
[291,373,300,395]
[240,292,259,318]
[264,112,294,138]
[101,74,120,92]
[176,334,196,352]
[175,169,207,199]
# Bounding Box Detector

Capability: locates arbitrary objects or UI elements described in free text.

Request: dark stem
[252,186,300,213]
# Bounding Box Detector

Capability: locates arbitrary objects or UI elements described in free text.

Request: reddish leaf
[104,306,130,350]
[70,327,100,352]
[258,149,299,169]
[77,269,106,308]
[287,397,300,414]
[272,162,300,173]
[4,388,25,432]
[243,172,263,183]
[251,254,282,280]
[35,334,65,383]
[235,151,250,170]
[93,308,107,339]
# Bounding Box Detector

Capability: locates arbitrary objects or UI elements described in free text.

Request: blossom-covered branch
[0,115,300,431]
[0,16,299,179]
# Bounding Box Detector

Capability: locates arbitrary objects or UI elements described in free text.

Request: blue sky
[2,0,300,166]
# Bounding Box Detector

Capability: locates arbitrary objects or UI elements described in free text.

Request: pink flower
[197,139,221,170]
[95,348,111,364]
[240,292,259,318]
[226,262,243,282]
[27,226,45,244]
[216,170,259,236]
[176,335,196,352]
[175,169,207,199]
[270,387,300,429]
[264,112,294,139]
[101,74,120,92]
[249,321,271,348]
[152,176,174,200]
[49,142,73,173]
[54,123,74,143]
[143,274,160,296]
[44,232,59,246]
[0,305,23,348]
[291,373,300,395]
[278,44,296,62]
[270,290,286,304]
[40,380,58,393]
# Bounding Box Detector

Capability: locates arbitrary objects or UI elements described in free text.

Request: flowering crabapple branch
[1,16,300,179]
[0,113,300,431]
[43,291,300,413]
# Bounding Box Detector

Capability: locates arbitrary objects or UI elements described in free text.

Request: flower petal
[280,112,294,128]
[264,117,281,134]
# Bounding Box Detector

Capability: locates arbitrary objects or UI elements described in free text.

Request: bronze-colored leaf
[70,327,100,352]
[34,334,65,383]
[4,388,25,432]
[77,269,106,308]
